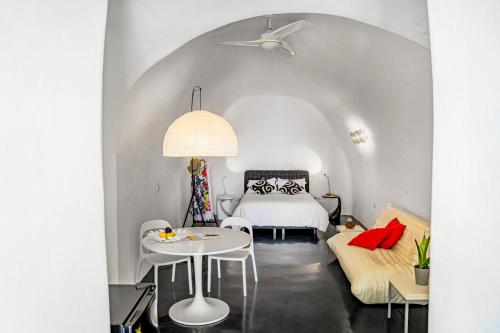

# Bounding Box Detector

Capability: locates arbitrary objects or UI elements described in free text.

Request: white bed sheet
[232,192,329,232]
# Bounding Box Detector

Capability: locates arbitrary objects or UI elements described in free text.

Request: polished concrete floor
[145,222,428,332]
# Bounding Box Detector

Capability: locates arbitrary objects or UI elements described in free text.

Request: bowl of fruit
[149,227,186,243]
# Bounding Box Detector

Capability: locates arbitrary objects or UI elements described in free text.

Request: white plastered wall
[0,0,110,331]
[427,0,500,332]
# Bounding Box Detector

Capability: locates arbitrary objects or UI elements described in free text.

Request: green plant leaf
[415,234,431,268]
[422,257,430,269]
[421,235,429,259]
[415,239,423,267]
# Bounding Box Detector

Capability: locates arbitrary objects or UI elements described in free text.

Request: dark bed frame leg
[313,228,318,241]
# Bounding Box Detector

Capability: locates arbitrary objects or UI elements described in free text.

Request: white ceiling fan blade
[279,40,296,56]
[218,40,261,47]
[263,20,311,39]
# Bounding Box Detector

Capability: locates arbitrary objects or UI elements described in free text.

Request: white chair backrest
[139,219,172,256]
[220,217,254,250]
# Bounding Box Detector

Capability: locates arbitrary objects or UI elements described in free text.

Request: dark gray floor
[145,221,428,333]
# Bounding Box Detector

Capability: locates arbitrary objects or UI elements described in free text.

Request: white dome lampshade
[163,110,238,157]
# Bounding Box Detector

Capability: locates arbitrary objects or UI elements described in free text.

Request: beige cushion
[327,203,430,304]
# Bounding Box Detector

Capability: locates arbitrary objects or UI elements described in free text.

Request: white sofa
[327,203,430,304]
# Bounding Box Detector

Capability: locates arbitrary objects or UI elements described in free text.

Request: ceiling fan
[219,16,311,56]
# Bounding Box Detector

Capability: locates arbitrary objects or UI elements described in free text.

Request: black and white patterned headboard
[244,170,310,193]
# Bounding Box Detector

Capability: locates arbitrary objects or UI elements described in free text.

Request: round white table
[142,227,251,326]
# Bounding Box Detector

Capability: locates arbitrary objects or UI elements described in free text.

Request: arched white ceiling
[107,0,429,89]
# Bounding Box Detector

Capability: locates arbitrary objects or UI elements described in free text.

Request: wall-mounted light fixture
[350,129,368,144]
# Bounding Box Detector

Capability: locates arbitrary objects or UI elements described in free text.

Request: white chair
[207,217,258,297]
[136,219,192,295]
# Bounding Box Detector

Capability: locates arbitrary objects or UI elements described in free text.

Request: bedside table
[316,194,341,225]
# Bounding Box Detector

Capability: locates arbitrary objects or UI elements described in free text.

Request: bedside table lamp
[163,86,238,227]
[323,173,336,197]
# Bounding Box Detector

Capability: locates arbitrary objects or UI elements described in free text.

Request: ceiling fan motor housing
[219,19,311,56]
[259,40,281,50]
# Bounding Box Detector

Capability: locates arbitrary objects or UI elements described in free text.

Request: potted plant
[414,234,430,286]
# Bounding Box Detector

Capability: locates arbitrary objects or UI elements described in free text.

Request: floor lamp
[163,86,238,227]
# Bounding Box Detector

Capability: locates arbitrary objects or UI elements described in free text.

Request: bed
[232,170,329,239]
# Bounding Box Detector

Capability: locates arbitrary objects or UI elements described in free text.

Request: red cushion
[379,218,406,249]
[385,217,400,229]
[348,228,391,250]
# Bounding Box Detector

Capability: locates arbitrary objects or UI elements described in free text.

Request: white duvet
[232,193,329,232]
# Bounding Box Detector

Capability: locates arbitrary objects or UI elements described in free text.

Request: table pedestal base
[169,297,229,326]
[168,255,229,326]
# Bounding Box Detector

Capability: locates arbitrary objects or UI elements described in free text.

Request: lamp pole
[182,86,208,227]
[324,173,332,194]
